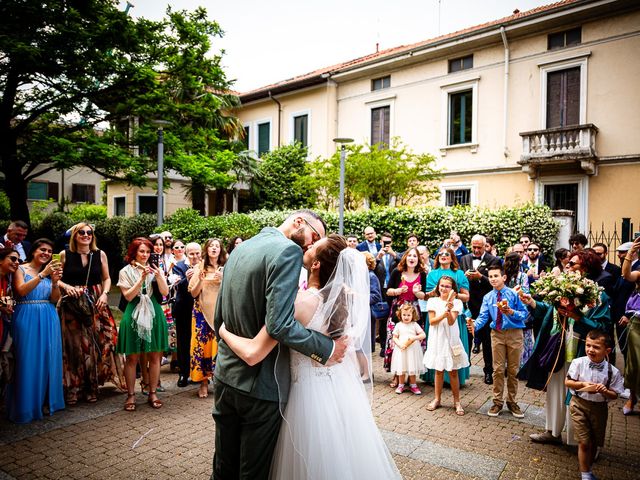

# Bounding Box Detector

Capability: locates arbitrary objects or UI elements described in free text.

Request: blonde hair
[362,251,376,271]
[396,302,419,322]
[68,222,98,252]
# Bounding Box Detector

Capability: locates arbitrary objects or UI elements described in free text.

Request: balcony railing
[518,123,598,178]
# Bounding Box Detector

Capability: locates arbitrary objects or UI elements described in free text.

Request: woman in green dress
[116,237,169,411]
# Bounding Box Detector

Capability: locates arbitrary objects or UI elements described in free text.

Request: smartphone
[51,253,61,263]
[149,253,160,268]
[217,266,224,272]
[634,232,640,240]
[383,240,391,247]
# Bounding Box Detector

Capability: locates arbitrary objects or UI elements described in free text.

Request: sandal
[198,383,209,399]
[140,381,149,396]
[389,376,399,389]
[455,402,465,416]
[426,399,441,411]
[86,393,98,403]
[147,391,163,409]
[124,394,136,412]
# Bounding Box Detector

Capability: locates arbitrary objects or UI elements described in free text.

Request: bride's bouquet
[531,271,602,314]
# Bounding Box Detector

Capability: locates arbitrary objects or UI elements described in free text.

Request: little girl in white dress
[423,275,469,415]
[390,302,426,394]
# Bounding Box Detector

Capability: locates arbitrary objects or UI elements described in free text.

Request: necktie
[384,255,390,287]
[589,362,605,371]
[495,290,503,331]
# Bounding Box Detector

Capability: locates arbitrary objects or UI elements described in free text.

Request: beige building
[26,166,104,209]
[236,0,640,237]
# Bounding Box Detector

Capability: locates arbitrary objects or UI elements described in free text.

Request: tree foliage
[0,1,242,222]
[310,138,443,209]
[251,143,317,210]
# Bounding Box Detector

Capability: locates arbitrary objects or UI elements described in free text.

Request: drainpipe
[500,26,510,159]
[268,91,282,148]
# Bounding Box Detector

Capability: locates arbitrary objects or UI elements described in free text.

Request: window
[449,90,473,145]
[440,182,477,206]
[548,27,581,50]
[371,106,390,146]
[544,183,578,213]
[445,189,471,206]
[71,184,96,203]
[293,114,308,147]
[371,76,390,91]
[27,181,48,200]
[137,195,157,214]
[242,126,250,150]
[546,67,580,128]
[536,175,588,233]
[448,55,473,73]
[257,122,270,157]
[114,197,126,217]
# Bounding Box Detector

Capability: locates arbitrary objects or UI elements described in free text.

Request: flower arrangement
[531,271,602,313]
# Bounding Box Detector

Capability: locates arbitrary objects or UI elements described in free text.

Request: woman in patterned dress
[188,238,227,398]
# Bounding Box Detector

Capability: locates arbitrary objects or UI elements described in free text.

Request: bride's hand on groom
[327,335,349,365]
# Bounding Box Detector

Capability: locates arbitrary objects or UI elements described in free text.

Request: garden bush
[160,203,559,256]
[69,204,107,223]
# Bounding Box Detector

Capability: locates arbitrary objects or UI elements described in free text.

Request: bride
[219,234,400,480]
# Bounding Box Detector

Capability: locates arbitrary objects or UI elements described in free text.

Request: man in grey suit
[212,210,349,479]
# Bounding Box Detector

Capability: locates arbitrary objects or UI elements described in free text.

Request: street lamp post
[152,120,171,227]
[333,137,354,235]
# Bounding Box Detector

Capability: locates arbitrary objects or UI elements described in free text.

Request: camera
[149,253,160,268]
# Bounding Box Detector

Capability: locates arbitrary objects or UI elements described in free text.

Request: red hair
[125,237,153,264]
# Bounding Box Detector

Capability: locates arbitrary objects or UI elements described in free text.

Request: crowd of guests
[1,218,639,478]
[0,220,245,420]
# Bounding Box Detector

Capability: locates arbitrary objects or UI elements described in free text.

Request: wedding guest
[383,248,427,388]
[0,248,18,394]
[226,236,243,256]
[346,234,359,249]
[522,261,610,445]
[362,252,383,352]
[7,239,64,423]
[172,242,201,387]
[117,237,169,411]
[421,247,470,386]
[1,221,30,262]
[356,226,381,255]
[503,252,533,366]
[57,223,124,404]
[391,303,426,395]
[621,237,640,415]
[551,248,572,276]
[172,240,186,263]
[188,238,226,398]
[570,233,588,252]
[424,275,468,415]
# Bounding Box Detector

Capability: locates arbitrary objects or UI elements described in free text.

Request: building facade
[236,0,640,235]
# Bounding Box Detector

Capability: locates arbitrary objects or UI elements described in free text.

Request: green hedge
[160,204,560,257]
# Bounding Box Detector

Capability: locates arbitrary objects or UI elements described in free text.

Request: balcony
[518,123,598,179]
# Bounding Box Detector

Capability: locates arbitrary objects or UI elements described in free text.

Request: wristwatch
[37,273,45,280]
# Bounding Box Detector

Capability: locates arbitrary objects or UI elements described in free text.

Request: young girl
[423,275,469,415]
[390,302,426,394]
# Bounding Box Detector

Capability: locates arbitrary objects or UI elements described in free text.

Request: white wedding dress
[270,288,401,480]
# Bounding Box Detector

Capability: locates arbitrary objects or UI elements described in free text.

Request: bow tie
[589,362,605,371]
[473,256,482,260]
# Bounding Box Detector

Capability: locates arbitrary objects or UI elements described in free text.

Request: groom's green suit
[212,227,334,479]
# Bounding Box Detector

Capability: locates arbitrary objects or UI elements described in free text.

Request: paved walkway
[2,351,639,479]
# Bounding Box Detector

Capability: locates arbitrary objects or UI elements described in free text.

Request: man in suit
[212,210,348,479]
[1,220,30,262]
[521,243,551,285]
[356,226,381,255]
[374,232,400,352]
[171,242,201,387]
[459,234,501,384]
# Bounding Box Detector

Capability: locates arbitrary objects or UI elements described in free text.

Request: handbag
[60,252,95,326]
[372,301,390,320]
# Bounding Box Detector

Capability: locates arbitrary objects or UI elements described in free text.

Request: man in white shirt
[1,220,30,262]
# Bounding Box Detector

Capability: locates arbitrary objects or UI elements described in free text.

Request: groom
[212,209,349,479]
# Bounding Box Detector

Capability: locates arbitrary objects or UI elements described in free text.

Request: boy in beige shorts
[565,330,624,480]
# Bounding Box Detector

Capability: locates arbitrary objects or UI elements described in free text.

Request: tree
[0,1,242,223]
[251,143,317,210]
[310,138,443,209]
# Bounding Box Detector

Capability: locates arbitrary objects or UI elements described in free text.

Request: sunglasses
[164,236,173,240]
[7,256,20,263]
[527,248,539,252]
[173,245,185,250]
[77,230,93,237]
[568,261,581,267]
[439,252,451,257]
[302,218,322,241]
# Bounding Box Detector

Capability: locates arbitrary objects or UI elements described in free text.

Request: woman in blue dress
[421,247,471,386]
[7,238,65,423]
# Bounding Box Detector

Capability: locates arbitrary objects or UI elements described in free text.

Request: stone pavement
[1,352,639,480]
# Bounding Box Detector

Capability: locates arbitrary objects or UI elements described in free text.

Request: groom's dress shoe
[177,376,189,388]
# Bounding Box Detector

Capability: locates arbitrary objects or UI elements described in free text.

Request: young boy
[565,330,624,480]
[467,265,529,418]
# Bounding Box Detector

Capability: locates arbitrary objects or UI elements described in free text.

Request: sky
[122,0,553,93]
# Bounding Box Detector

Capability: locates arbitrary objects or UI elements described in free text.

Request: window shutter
[371,106,390,146]
[547,67,580,128]
[258,123,270,156]
[47,182,59,201]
